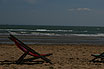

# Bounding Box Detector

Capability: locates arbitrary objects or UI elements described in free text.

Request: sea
[1,25,104,45]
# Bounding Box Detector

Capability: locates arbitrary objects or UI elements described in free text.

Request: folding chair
[8,34,52,64]
[90,52,104,62]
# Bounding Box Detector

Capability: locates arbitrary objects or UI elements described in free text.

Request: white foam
[71,34,104,37]
[0,29,29,32]
[35,29,73,32]
[36,29,48,31]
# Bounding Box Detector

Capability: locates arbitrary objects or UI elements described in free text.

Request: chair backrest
[8,34,46,57]
[8,36,28,53]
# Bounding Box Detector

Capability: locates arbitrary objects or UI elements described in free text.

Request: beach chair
[8,34,52,64]
[90,52,104,62]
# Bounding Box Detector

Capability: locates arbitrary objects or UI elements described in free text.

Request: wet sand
[1,35,104,45]
[0,44,104,69]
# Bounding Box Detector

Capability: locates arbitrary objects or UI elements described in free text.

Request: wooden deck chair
[8,34,52,64]
[90,52,104,62]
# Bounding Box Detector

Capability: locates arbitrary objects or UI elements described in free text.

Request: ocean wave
[1,32,104,37]
[71,34,104,37]
[1,28,104,37]
[0,29,29,31]
[0,29,73,32]
[35,29,73,32]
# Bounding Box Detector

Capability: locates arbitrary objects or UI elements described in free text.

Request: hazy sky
[0,0,104,26]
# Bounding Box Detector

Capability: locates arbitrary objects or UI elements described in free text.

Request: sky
[0,0,104,26]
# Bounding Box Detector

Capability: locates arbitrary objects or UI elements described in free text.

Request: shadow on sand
[0,60,44,65]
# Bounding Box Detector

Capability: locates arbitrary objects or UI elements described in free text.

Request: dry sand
[0,44,104,69]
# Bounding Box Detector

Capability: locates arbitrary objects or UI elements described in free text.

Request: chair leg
[90,57,97,62]
[101,58,104,61]
[23,57,39,62]
[16,52,28,64]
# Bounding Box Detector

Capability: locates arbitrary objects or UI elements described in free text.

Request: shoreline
[1,34,104,45]
[1,43,104,46]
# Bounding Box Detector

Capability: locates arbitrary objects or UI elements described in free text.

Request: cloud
[68,8,92,11]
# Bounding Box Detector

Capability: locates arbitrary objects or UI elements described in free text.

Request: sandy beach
[0,44,104,69]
